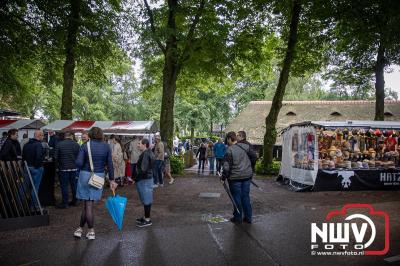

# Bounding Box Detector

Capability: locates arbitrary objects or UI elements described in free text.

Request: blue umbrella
[105,191,127,230]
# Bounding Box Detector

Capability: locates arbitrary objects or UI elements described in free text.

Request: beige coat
[129,139,142,164]
[154,141,165,160]
[112,142,125,178]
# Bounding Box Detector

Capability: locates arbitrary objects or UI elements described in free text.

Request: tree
[60,0,81,119]
[322,0,400,120]
[262,0,301,166]
[135,0,268,145]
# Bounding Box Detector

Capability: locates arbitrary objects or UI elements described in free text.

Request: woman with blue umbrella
[73,127,118,240]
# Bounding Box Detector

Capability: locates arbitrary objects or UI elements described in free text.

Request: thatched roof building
[225,100,400,145]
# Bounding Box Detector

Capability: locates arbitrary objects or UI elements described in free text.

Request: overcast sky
[385,65,400,94]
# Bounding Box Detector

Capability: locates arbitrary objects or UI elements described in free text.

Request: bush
[170,155,184,175]
[209,135,221,143]
[255,158,281,175]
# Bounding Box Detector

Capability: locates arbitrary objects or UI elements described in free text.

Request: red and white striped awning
[41,120,156,134]
[0,119,45,131]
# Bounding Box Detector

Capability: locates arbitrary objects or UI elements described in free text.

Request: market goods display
[317,128,399,170]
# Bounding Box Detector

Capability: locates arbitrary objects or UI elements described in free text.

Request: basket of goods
[351,162,358,168]
[368,160,375,168]
[362,160,369,169]
[308,160,314,170]
[345,161,352,169]
[369,150,376,159]
[384,161,395,169]
[357,161,363,168]
[328,146,337,158]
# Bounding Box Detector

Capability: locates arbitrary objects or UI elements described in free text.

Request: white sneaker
[153,184,159,188]
[169,178,175,184]
[86,230,95,240]
[73,227,83,238]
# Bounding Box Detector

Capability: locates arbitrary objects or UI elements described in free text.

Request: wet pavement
[0,171,399,266]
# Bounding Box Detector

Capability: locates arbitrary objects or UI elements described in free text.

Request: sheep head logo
[338,171,354,188]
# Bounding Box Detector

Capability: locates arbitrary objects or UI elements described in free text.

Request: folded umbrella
[105,191,127,230]
[217,172,240,214]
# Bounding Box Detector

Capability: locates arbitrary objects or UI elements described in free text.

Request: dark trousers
[198,159,206,173]
[229,180,252,222]
[59,170,77,205]
[131,163,138,179]
[153,160,164,185]
[216,158,224,172]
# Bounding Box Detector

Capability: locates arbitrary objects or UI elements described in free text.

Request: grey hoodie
[222,142,255,180]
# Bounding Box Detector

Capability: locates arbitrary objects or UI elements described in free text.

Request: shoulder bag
[87,141,105,189]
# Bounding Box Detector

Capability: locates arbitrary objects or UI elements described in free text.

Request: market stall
[279,120,400,191]
[0,119,46,142]
[42,120,158,143]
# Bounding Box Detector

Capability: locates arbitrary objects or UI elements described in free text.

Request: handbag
[87,141,105,189]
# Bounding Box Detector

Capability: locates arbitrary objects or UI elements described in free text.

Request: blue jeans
[136,178,154,205]
[28,166,44,206]
[208,157,215,172]
[153,160,164,185]
[229,180,252,222]
[59,170,77,205]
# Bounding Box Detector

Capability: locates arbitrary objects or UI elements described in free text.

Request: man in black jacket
[0,129,21,161]
[22,130,45,202]
[54,131,80,208]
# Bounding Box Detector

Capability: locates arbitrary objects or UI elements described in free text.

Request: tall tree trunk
[262,0,301,166]
[190,127,194,144]
[374,43,385,121]
[60,0,80,119]
[159,0,179,146]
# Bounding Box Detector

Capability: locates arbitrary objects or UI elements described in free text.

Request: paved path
[0,173,399,266]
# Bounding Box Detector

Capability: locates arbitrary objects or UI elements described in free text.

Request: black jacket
[238,139,257,171]
[54,139,80,170]
[0,138,21,161]
[22,139,45,168]
[136,149,155,182]
[196,146,207,160]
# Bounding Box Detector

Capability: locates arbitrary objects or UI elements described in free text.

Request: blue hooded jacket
[213,142,226,159]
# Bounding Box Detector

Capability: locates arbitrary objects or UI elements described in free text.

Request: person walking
[0,129,21,161]
[129,137,142,182]
[135,138,155,227]
[214,138,226,174]
[163,142,174,184]
[54,131,80,209]
[206,141,215,175]
[112,137,125,186]
[22,130,45,204]
[196,143,207,174]
[74,127,117,240]
[221,131,257,224]
[153,135,164,187]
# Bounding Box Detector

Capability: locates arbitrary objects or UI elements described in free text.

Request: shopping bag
[105,192,127,230]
